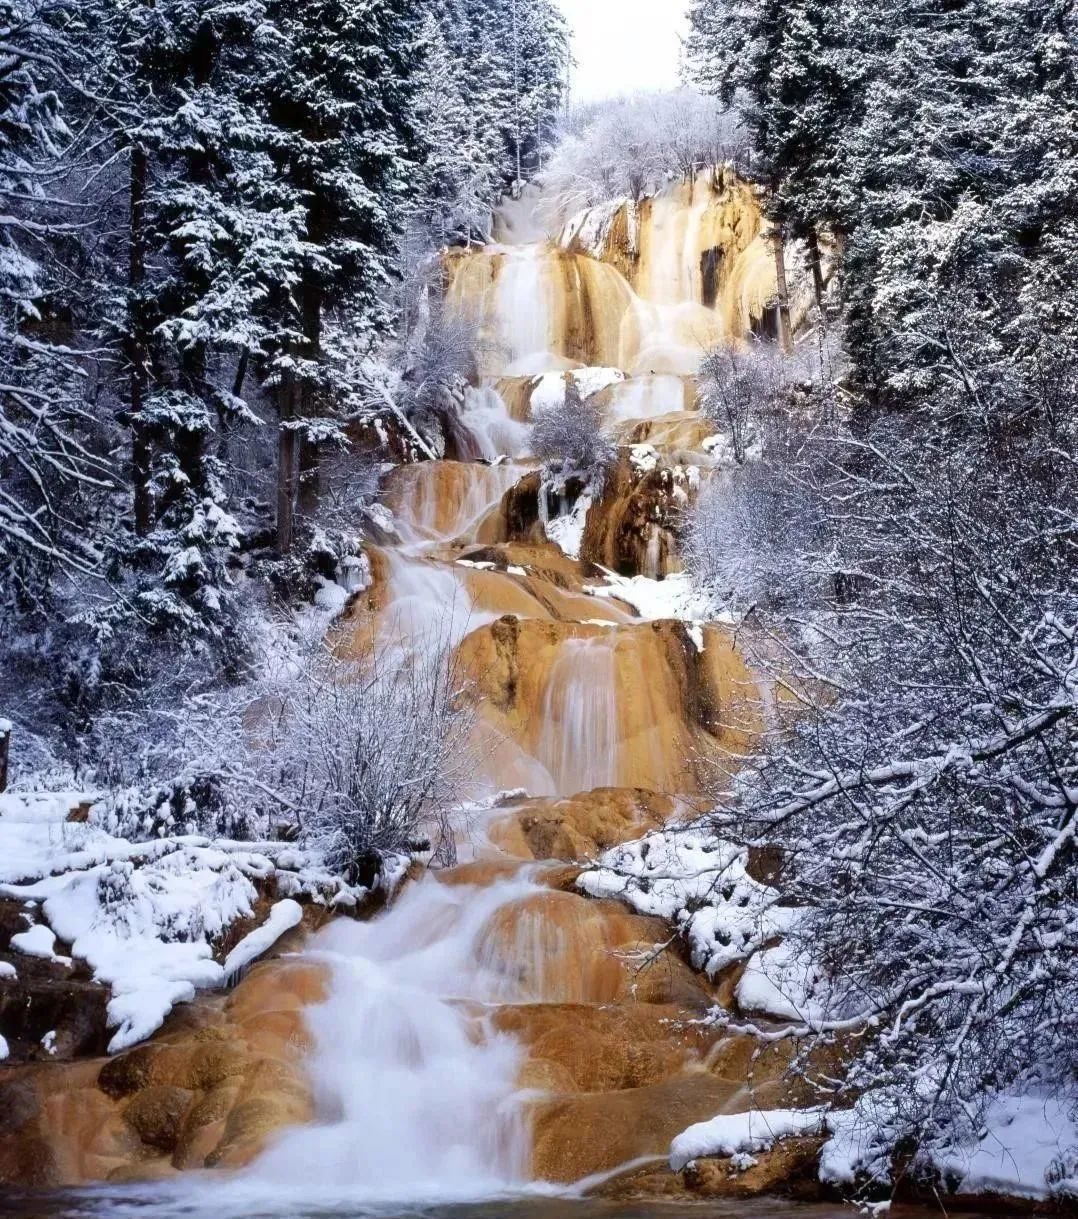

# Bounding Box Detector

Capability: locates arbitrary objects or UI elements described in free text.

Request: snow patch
[585,570,718,625]
[223,899,304,983]
[542,491,592,561]
[735,940,828,1024]
[671,1108,826,1172]
[11,922,69,965]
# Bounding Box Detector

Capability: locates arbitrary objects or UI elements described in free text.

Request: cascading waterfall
[226,173,778,1205]
[535,637,621,797]
[391,459,525,546]
[247,875,544,1201]
[454,387,533,462]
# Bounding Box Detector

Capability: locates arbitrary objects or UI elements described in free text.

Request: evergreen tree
[262,0,423,552]
[0,1,112,619]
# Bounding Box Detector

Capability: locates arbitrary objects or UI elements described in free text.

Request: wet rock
[122,1085,193,1151]
[98,1046,159,1099]
[580,453,693,580]
[530,1075,742,1182]
[489,788,674,862]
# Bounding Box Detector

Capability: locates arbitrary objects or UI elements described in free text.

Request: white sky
[556,0,689,104]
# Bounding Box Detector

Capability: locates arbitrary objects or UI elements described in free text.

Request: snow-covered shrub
[249,633,476,885]
[697,340,782,465]
[682,464,819,614]
[531,377,615,483]
[99,774,253,842]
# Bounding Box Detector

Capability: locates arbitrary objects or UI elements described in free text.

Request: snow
[313,577,349,614]
[0,1034,8,1061]
[10,922,70,964]
[0,718,11,735]
[629,443,659,474]
[670,1107,826,1172]
[585,570,717,624]
[543,491,592,560]
[735,940,827,1024]
[932,1095,1078,1200]
[0,790,361,1053]
[530,367,625,416]
[578,826,792,976]
[223,899,303,982]
[558,197,628,257]
[815,1092,1078,1201]
[0,961,16,979]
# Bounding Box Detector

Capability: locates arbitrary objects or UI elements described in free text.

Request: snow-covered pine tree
[76,0,299,650]
[0,1,113,621]
[261,0,423,554]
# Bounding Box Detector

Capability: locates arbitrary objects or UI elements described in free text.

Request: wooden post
[771,228,794,356]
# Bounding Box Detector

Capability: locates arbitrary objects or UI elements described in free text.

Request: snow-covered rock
[671,1107,826,1172]
[578,826,792,977]
[0,790,367,1052]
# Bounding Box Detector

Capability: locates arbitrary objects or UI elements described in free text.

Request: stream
[1,177,891,1213]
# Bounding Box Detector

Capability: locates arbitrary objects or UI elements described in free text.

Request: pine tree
[262,0,422,552]
[0,1,112,618]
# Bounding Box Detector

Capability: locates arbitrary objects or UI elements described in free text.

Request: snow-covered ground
[671,1096,1078,1202]
[577,825,794,978]
[670,1107,826,1172]
[0,791,380,1052]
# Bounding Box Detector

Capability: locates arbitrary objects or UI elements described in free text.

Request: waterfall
[392,460,524,547]
[535,637,621,797]
[246,875,542,1202]
[454,387,533,463]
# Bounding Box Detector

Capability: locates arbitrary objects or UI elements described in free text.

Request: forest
[0,0,1076,1209]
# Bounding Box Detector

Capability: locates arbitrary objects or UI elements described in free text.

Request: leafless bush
[698,340,783,464]
[530,377,615,481]
[250,629,476,884]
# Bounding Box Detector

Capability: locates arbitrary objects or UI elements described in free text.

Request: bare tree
[698,358,1078,1198]
[697,340,782,465]
[251,629,477,885]
[539,89,749,223]
[531,376,615,481]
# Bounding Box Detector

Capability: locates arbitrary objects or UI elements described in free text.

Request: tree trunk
[297,270,322,520]
[128,144,153,535]
[0,721,9,793]
[512,0,522,196]
[771,228,794,355]
[806,226,826,313]
[277,369,297,555]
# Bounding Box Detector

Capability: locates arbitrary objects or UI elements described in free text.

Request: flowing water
[6,179,848,1214]
[0,1196,988,1219]
[238,179,768,1203]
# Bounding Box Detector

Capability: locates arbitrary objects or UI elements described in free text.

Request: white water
[497,247,557,373]
[381,550,496,651]
[392,460,525,547]
[248,875,544,1202]
[535,638,621,797]
[605,374,688,429]
[455,387,533,462]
